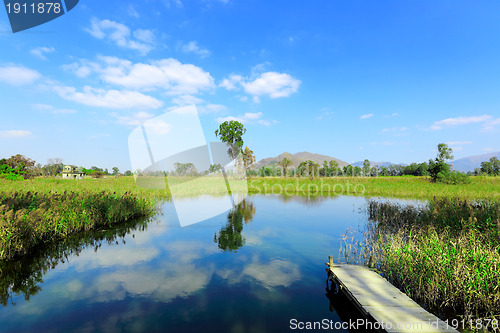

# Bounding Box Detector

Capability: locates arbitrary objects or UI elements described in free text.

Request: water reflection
[0,195,415,332]
[214,199,256,252]
[0,217,152,306]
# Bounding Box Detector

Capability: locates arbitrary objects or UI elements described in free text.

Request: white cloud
[181,41,211,58]
[242,72,300,98]
[54,85,163,109]
[360,113,374,119]
[62,62,94,78]
[216,112,272,126]
[0,130,33,138]
[0,65,41,85]
[483,118,500,132]
[30,47,55,60]
[219,74,243,90]
[220,71,300,100]
[430,115,491,130]
[95,57,215,95]
[133,29,155,44]
[111,111,155,126]
[85,18,155,55]
[32,103,76,114]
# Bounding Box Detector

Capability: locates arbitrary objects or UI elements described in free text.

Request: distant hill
[251,152,349,170]
[451,152,500,172]
[351,161,407,168]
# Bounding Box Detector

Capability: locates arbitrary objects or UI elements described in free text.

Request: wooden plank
[328,264,459,333]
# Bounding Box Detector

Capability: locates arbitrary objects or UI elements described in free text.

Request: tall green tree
[215,120,246,175]
[429,143,455,182]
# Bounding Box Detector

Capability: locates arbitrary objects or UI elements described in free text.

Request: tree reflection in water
[0,217,152,306]
[213,199,256,252]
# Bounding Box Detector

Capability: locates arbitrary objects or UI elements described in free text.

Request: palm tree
[278,157,291,177]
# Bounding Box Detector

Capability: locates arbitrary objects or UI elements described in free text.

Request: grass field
[248,176,500,200]
[1,175,499,200]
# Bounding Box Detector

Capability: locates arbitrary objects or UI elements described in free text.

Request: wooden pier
[326,256,459,333]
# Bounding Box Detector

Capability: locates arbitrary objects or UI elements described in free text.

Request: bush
[436,170,471,185]
[0,173,23,181]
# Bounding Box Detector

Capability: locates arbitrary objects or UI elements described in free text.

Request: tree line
[0,154,131,180]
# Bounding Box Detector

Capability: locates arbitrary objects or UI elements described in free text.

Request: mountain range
[252,151,500,173]
[451,152,500,172]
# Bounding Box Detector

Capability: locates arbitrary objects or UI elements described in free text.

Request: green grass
[0,177,166,260]
[248,176,500,200]
[0,190,157,260]
[359,198,500,327]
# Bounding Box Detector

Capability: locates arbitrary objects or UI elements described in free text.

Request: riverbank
[0,177,165,260]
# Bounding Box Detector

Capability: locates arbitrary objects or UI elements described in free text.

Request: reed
[0,190,157,260]
[359,198,500,324]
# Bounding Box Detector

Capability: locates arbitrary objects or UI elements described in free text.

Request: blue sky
[0,0,499,171]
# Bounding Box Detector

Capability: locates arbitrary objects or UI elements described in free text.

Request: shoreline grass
[248,176,500,200]
[0,187,158,260]
[356,198,500,327]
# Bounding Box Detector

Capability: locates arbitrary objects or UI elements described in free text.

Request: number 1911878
[6,2,61,14]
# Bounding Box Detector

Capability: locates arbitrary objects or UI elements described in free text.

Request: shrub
[436,170,471,185]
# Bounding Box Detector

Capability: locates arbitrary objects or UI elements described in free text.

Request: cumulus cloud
[219,74,243,90]
[53,85,163,109]
[86,57,215,95]
[181,41,211,58]
[0,65,41,85]
[220,71,300,100]
[430,115,491,130]
[30,46,55,60]
[0,130,33,138]
[360,113,374,119]
[85,18,155,55]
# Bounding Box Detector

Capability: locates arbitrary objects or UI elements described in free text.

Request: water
[0,195,410,332]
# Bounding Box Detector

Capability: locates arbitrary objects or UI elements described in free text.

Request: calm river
[0,195,414,332]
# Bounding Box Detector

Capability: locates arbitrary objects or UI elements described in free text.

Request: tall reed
[361,198,500,323]
[0,190,157,260]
